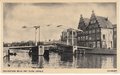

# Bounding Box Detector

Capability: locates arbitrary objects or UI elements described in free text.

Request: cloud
[3,3,116,42]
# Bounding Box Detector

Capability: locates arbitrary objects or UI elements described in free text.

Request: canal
[3,47,117,68]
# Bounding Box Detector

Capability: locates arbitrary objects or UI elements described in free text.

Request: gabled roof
[84,18,90,26]
[78,17,89,30]
[96,16,113,28]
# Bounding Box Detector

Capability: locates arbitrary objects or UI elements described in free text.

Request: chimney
[105,17,108,21]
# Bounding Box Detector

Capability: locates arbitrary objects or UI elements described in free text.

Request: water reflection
[31,53,116,68]
[32,55,49,68]
[75,54,102,68]
[4,49,116,68]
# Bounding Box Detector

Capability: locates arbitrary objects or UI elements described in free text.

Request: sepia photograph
[1,0,119,73]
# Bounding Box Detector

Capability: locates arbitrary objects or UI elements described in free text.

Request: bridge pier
[38,46,45,56]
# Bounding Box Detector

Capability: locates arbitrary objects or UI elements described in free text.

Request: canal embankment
[85,48,116,55]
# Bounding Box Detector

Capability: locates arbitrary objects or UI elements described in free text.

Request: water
[3,48,117,68]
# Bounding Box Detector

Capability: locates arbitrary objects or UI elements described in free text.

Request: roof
[113,24,117,28]
[96,16,113,28]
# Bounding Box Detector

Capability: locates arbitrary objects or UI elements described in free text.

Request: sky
[3,3,116,43]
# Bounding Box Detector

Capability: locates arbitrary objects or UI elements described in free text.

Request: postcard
[1,0,119,73]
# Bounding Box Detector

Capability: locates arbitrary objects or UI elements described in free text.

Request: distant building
[113,24,117,48]
[61,28,78,46]
[3,42,11,47]
[77,11,114,49]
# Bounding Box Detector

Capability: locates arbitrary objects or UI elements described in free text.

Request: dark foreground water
[3,48,117,68]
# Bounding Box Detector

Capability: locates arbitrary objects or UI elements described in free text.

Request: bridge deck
[77,46,93,50]
[9,45,55,50]
[9,46,36,50]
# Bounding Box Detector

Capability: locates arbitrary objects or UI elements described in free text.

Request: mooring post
[8,49,10,61]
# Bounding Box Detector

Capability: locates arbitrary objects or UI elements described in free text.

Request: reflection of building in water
[77,11,114,49]
[101,55,116,68]
[74,54,116,68]
[74,54,102,68]
[61,53,73,62]
[32,55,50,68]
[47,53,61,68]
[60,53,74,68]
[61,28,77,46]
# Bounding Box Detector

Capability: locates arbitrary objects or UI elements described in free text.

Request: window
[97,41,100,48]
[94,20,96,23]
[111,41,112,48]
[90,30,92,34]
[83,36,85,40]
[89,30,92,34]
[90,21,93,24]
[81,36,83,40]
[91,35,95,40]
[77,37,79,41]
[83,36,84,40]
[92,29,95,33]
[86,36,88,40]
[97,28,100,32]
[86,31,88,34]
[103,34,105,40]
[73,32,75,35]
[84,36,86,40]
[96,34,100,40]
[89,36,92,40]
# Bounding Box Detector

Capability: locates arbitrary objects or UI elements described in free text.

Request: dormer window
[103,34,105,40]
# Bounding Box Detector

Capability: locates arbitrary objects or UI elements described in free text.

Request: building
[77,11,114,49]
[61,28,78,46]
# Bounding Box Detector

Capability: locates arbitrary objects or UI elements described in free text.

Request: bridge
[7,43,94,61]
[56,43,93,54]
[9,46,36,50]
[7,45,56,62]
[8,45,55,56]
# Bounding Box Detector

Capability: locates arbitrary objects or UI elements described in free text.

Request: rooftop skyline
[4,3,116,43]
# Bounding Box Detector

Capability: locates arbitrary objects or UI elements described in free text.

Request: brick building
[77,11,114,49]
